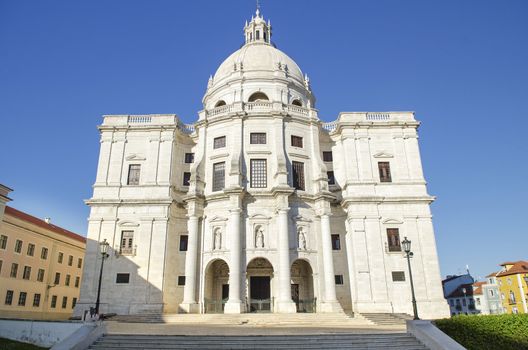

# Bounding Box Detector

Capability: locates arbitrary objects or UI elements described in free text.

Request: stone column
[276,208,296,313]
[180,215,199,313]
[224,208,244,313]
[319,213,343,312]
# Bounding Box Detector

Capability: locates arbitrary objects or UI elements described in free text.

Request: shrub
[435,314,528,350]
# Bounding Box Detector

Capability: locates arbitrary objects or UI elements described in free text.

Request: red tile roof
[472,281,486,295]
[486,271,498,278]
[496,261,528,277]
[4,206,86,244]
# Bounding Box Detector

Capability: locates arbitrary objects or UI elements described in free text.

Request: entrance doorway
[204,259,229,313]
[291,259,315,312]
[246,258,274,312]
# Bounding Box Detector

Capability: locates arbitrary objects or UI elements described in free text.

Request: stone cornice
[341,195,435,208]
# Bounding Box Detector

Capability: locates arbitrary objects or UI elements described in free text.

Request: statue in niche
[298,228,307,250]
[255,226,265,248]
[213,228,222,250]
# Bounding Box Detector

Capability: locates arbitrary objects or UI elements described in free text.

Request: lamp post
[95,239,110,315]
[402,237,419,320]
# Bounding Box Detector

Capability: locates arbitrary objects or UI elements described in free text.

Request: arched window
[248,92,269,102]
[215,100,226,107]
[291,99,302,107]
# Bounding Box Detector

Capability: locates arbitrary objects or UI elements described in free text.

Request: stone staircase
[359,313,412,326]
[109,312,378,327]
[89,333,428,349]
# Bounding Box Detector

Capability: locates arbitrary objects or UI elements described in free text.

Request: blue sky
[1,0,527,280]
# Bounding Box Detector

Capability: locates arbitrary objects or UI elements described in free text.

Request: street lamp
[402,236,419,320]
[95,239,110,316]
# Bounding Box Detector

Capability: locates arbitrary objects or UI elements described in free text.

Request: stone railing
[127,115,152,123]
[245,101,273,111]
[205,102,313,119]
[366,112,390,121]
[208,104,233,117]
[287,104,310,116]
[177,122,195,134]
[321,121,337,132]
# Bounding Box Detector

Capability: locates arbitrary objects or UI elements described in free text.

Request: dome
[212,42,305,87]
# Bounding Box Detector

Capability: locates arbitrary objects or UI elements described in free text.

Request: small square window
[291,135,303,148]
[183,172,191,186]
[178,276,186,286]
[335,275,344,285]
[327,171,336,185]
[184,153,195,163]
[116,273,130,284]
[392,271,406,282]
[213,136,226,149]
[250,133,267,144]
[179,235,188,251]
[331,234,341,250]
[322,151,333,162]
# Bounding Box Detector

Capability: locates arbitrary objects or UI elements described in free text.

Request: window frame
[178,276,186,286]
[41,247,48,260]
[14,239,23,253]
[292,161,305,191]
[378,161,392,183]
[250,132,267,145]
[183,172,191,186]
[250,159,267,188]
[116,273,130,284]
[386,228,402,252]
[392,271,406,282]
[5,290,13,305]
[184,153,195,163]
[331,234,341,250]
[22,266,31,280]
[213,136,226,149]
[212,162,226,192]
[33,293,41,307]
[18,292,27,306]
[291,135,303,148]
[10,263,18,278]
[179,235,188,252]
[127,164,141,185]
[322,151,333,162]
[27,243,35,256]
[334,275,344,285]
[327,171,336,185]
[0,235,7,249]
[120,231,134,255]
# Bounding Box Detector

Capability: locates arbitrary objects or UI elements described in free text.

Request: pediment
[209,216,228,223]
[293,215,312,223]
[118,220,140,227]
[382,218,403,225]
[249,214,271,220]
[373,152,393,158]
[125,154,146,161]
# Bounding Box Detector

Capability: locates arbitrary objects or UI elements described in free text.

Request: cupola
[244,8,271,45]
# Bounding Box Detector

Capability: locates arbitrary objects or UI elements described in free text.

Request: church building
[75,9,449,319]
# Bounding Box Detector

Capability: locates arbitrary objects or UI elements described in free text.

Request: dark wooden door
[250,276,270,299]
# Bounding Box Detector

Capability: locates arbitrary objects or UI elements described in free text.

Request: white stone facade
[75,10,449,319]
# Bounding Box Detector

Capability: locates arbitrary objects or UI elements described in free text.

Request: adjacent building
[75,9,449,319]
[494,261,528,314]
[0,204,86,320]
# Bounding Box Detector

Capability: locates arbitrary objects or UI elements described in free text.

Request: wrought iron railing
[204,298,227,313]
[296,298,317,313]
[249,297,273,313]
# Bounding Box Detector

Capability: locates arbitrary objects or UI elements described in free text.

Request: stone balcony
[202,101,317,121]
[101,114,195,134]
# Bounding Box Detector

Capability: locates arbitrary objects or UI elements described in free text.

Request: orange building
[0,204,86,320]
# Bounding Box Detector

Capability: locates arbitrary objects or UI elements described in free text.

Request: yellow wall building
[495,261,528,314]
[0,205,86,320]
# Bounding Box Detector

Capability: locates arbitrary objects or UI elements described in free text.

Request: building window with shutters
[250,133,266,144]
[291,135,303,148]
[292,161,305,190]
[327,171,336,185]
[179,235,188,251]
[184,153,194,163]
[387,228,401,252]
[250,159,267,188]
[323,151,333,162]
[378,162,392,183]
[183,172,191,186]
[213,136,226,149]
[127,164,141,185]
[212,162,225,191]
[120,231,134,255]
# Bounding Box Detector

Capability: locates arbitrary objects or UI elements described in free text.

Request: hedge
[435,314,528,350]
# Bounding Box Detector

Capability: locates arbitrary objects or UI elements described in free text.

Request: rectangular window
[23,266,31,280]
[68,255,73,266]
[0,260,2,274]
[18,292,27,306]
[37,269,45,282]
[212,162,225,192]
[327,171,336,185]
[127,164,141,185]
[392,271,406,282]
[14,239,22,253]
[5,290,13,305]
[120,231,134,255]
[179,235,188,251]
[77,258,82,269]
[250,159,267,188]
[65,274,71,286]
[27,243,35,256]
[183,172,191,186]
[0,235,7,249]
[62,296,68,309]
[378,162,392,183]
[54,272,61,285]
[213,136,226,149]
[291,135,303,148]
[387,228,401,252]
[75,276,80,288]
[250,132,267,144]
[178,276,186,286]
[50,295,57,308]
[292,161,305,190]
[41,247,48,260]
[33,293,41,307]
[72,297,77,309]
[335,275,344,285]
[331,234,341,250]
[116,273,130,284]
[10,263,18,278]
[58,252,63,264]
[184,153,194,163]
[322,151,333,162]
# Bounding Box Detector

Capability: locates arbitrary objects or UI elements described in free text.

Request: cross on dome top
[244,7,271,45]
